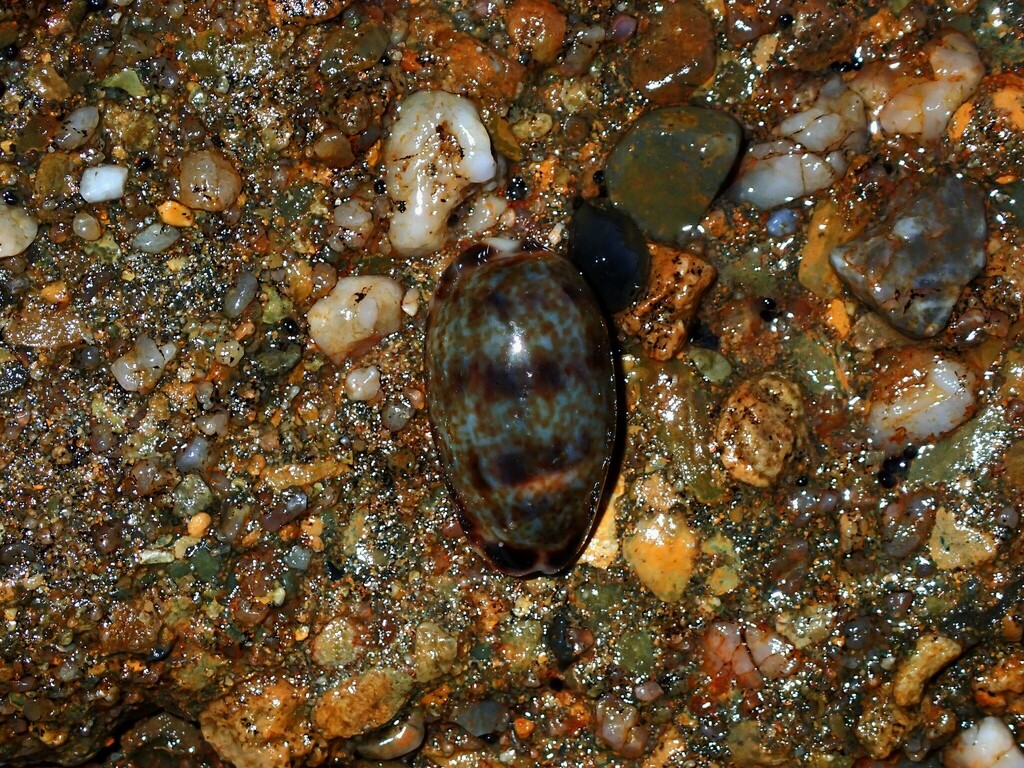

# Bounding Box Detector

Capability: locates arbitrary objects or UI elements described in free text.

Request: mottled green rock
[605,106,742,244]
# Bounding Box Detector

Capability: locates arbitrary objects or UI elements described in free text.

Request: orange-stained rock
[312,668,413,740]
[199,676,313,768]
[620,245,717,361]
[437,34,525,110]
[409,9,526,112]
[776,0,858,72]
[947,73,1024,182]
[630,0,717,105]
[505,0,567,64]
[623,510,700,602]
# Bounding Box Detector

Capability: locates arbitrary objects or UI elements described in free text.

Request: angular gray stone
[829,174,987,338]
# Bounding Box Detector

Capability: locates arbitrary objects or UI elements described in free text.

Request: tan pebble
[199,677,313,768]
[623,511,699,602]
[716,373,805,488]
[892,634,962,707]
[928,507,997,570]
[513,717,536,739]
[173,535,200,560]
[311,668,412,740]
[187,512,212,538]
[178,150,242,212]
[312,616,359,668]
[40,281,69,305]
[709,565,739,595]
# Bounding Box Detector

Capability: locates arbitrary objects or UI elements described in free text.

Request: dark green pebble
[605,106,742,244]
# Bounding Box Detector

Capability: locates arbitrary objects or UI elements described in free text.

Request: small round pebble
[766,208,800,237]
[345,366,381,401]
[178,150,242,212]
[187,512,212,538]
[72,212,102,241]
[132,222,180,254]
[80,165,128,203]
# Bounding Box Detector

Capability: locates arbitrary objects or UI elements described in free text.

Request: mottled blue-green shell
[425,245,618,576]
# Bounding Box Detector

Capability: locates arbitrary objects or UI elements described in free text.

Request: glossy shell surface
[426,245,618,576]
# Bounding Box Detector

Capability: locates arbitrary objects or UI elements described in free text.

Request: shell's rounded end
[434,243,498,303]
[475,536,579,578]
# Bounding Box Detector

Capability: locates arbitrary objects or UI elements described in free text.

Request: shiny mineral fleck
[425,245,617,576]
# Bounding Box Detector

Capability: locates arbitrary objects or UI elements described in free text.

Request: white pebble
[868,348,979,454]
[345,366,381,401]
[383,90,496,256]
[945,717,1024,768]
[73,212,102,241]
[0,204,39,258]
[132,222,181,253]
[731,140,847,209]
[850,31,983,141]
[195,410,230,436]
[80,165,128,203]
[732,78,867,209]
[776,79,867,154]
[307,275,404,365]
[54,106,100,150]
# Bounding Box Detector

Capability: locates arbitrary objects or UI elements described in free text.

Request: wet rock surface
[1,1,1022,767]
[604,106,742,244]
[947,73,1024,182]
[829,174,988,338]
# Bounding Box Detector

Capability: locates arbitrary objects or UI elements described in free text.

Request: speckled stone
[605,106,742,244]
[425,245,617,577]
[829,174,987,339]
